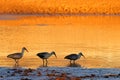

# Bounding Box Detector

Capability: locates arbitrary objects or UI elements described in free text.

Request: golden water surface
[0,15,120,68]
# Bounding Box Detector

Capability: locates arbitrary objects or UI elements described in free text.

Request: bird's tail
[7,54,11,58]
[64,56,68,59]
[36,53,39,56]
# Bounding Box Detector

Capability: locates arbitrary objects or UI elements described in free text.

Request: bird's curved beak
[25,48,29,52]
[54,53,57,58]
[82,54,85,59]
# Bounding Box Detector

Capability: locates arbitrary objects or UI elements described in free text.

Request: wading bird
[64,52,85,64]
[7,47,29,65]
[37,51,57,66]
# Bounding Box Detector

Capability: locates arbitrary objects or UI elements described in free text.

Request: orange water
[0,15,120,68]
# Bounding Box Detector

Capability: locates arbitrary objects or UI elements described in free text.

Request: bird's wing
[37,52,48,55]
[7,53,21,56]
[7,53,21,59]
[64,54,78,59]
[38,52,49,54]
[37,52,48,58]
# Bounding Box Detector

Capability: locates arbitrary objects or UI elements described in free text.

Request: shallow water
[0,15,120,68]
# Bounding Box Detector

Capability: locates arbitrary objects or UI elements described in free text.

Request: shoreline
[0,67,120,80]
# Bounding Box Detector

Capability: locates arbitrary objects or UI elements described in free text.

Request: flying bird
[7,47,29,64]
[64,52,85,63]
[37,51,57,66]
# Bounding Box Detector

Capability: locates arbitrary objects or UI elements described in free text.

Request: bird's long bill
[25,48,29,52]
[54,53,57,58]
[82,54,85,59]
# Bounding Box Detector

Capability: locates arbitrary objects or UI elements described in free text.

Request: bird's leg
[16,59,18,63]
[45,59,48,67]
[43,59,44,67]
[46,59,48,64]
[16,59,19,66]
[70,60,71,63]
[14,59,19,67]
[14,59,17,67]
[14,59,17,64]
[73,60,75,64]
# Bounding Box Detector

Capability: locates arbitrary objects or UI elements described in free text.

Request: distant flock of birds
[7,47,85,67]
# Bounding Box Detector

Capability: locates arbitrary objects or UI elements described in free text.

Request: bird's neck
[78,54,82,58]
[21,49,25,55]
[49,53,54,57]
[50,53,53,56]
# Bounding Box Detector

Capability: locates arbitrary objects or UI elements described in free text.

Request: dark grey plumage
[37,51,57,66]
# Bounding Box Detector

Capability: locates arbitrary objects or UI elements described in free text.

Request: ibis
[64,52,85,63]
[37,51,57,66]
[7,47,29,64]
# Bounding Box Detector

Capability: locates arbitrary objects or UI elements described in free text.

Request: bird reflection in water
[39,64,48,67]
[66,63,82,67]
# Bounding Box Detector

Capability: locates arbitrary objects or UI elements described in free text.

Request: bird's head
[22,47,29,52]
[78,52,85,58]
[51,51,57,58]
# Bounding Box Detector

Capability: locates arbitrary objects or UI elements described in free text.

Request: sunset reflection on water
[0,15,120,68]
